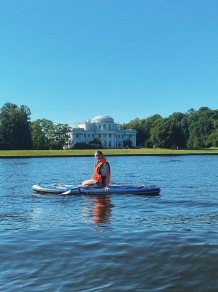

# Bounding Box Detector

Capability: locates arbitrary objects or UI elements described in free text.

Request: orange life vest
[92,158,111,183]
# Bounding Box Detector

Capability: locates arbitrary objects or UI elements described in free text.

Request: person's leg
[81,179,97,187]
[81,180,105,189]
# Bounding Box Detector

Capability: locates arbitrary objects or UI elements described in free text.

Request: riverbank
[0,148,218,157]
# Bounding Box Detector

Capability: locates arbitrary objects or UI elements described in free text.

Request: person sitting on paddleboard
[82,151,111,192]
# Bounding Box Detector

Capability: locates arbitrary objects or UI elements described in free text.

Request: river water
[0,155,218,291]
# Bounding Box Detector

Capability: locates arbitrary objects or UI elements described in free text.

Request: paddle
[61,185,107,195]
[61,186,81,195]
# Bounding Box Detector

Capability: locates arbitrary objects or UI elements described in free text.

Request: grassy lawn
[0,148,218,157]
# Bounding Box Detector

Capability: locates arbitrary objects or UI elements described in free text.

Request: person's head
[94,150,103,160]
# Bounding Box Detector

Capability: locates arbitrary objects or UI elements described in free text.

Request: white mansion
[72,115,136,148]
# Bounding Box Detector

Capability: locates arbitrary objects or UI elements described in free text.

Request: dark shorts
[96,182,106,188]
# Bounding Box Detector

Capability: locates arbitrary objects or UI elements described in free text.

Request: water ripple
[0,155,218,290]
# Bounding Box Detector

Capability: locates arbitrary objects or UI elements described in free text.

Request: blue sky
[0,0,217,126]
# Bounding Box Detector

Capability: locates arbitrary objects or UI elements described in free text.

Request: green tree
[31,119,54,149]
[121,115,163,147]
[150,118,168,148]
[89,138,103,149]
[150,113,188,149]
[52,123,72,149]
[0,102,32,149]
[31,119,72,150]
[31,120,49,149]
[74,142,90,149]
[123,139,132,148]
[206,117,218,147]
[142,114,162,147]
[167,112,189,148]
[121,118,147,146]
[187,107,218,148]
[73,138,103,149]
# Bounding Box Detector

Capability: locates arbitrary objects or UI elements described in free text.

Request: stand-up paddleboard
[32,183,161,195]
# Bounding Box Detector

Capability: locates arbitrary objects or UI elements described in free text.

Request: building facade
[72,115,136,148]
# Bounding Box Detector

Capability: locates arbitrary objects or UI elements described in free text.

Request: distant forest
[0,102,218,150]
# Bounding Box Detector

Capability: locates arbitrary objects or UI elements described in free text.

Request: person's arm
[103,163,110,191]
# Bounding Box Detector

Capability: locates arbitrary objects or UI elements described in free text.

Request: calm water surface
[0,155,218,291]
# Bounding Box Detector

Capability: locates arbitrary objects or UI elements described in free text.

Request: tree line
[0,103,72,150]
[0,102,217,150]
[121,107,218,148]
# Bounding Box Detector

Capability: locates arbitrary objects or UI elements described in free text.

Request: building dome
[90,115,114,123]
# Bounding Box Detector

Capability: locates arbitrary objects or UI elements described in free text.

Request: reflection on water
[82,195,114,224]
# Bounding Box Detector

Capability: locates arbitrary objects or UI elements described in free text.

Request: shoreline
[0,148,218,158]
[1,152,218,158]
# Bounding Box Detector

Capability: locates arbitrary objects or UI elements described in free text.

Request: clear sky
[0,0,217,126]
